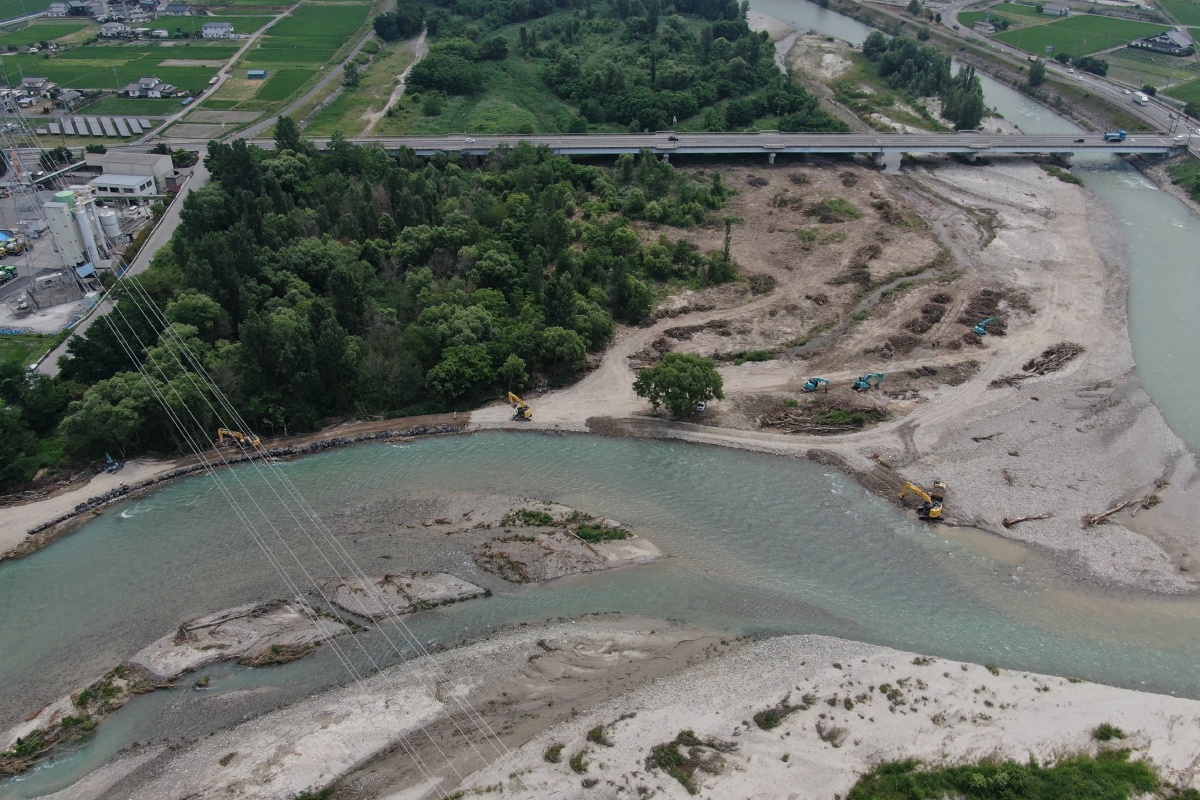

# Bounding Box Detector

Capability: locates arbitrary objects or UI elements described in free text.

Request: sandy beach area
[61,619,1200,799]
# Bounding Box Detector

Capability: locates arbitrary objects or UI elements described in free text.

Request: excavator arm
[507,391,532,421]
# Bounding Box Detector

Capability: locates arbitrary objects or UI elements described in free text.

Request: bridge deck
[254,131,1181,157]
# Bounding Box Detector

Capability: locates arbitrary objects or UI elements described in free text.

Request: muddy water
[6,434,1200,796]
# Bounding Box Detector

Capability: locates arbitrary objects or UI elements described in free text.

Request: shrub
[1092,723,1126,741]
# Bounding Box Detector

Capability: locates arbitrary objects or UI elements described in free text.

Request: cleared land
[959,4,1055,30]
[1160,0,1200,25]
[994,14,1170,55]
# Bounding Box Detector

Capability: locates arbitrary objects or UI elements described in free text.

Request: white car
[464,137,476,144]
[695,400,707,413]
[1067,68,1075,73]
[1123,89,1131,95]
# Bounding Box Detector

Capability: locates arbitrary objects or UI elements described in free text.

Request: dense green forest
[861,31,986,130]
[384,0,847,133]
[0,127,742,489]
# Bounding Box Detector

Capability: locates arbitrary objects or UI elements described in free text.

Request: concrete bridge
[244,131,1183,170]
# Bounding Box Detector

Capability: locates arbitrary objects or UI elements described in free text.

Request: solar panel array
[45,116,156,137]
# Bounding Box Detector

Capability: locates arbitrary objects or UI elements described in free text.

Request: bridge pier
[662,153,669,163]
[873,151,902,173]
[768,152,776,165]
[1054,152,1073,167]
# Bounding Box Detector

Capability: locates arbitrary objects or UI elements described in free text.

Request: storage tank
[98,210,121,240]
[54,190,75,209]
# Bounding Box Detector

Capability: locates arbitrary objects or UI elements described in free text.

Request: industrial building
[90,174,156,198]
[83,151,174,193]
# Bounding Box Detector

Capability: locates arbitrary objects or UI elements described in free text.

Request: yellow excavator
[507,392,532,421]
[900,479,947,521]
[217,428,261,448]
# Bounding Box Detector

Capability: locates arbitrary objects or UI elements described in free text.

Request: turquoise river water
[6,2,1200,795]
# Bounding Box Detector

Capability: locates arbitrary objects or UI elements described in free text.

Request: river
[7,4,1200,796]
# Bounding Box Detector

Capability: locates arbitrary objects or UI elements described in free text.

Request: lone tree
[1028,59,1046,87]
[633,353,724,417]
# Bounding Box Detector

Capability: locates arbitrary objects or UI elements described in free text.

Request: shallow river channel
[6,3,1200,795]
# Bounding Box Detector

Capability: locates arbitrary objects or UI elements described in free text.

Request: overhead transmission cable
[112,273,526,790]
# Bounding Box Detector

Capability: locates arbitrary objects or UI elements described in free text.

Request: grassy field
[269,2,367,39]
[1106,48,1200,88]
[307,43,414,135]
[77,95,184,115]
[959,4,1053,30]
[994,14,1170,55]
[1166,76,1200,103]
[1160,0,1200,25]
[0,20,88,46]
[253,66,314,100]
[0,0,52,23]
[375,37,583,136]
[0,333,57,367]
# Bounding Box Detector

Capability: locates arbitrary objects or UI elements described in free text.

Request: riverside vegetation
[1,132,745,491]
[374,0,848,134]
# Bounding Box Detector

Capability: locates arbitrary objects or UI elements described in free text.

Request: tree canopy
[861,31,986,130]
[30,139,742,475]
[633,352,724,417]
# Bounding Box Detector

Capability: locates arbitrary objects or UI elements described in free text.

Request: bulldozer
[217,428,261,448]
[900,479,948,521]
[802,377,830,393]
[507,391,532,421]
[852,373,884,392]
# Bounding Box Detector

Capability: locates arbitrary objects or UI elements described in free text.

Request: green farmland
[1166,77,1200,104]
[252,67,312,100]
[994,14,1170,55]
[0,0,52,23]
[1160,0,1200,26]
[2,42,237,91]
[0,21,89,46]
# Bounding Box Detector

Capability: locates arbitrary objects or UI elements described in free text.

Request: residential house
[57,89,84,109]
[20,77,57,97]
[121,76,177,97]
[47,2,68,15]
[1131,28,1194,55]
[1041,3,1070,15]
[972,20,996,34]
[99,20,130,36]
[161,3,193,14]
[66,0,90,15]
[200,20,234,38]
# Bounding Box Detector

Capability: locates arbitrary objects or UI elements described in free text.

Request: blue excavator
[852,373,884,392]
[974,318,997,336]
[803,377,830,393]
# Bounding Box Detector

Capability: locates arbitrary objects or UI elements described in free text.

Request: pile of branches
[1023,342,1084,375]
[759,398,886,435]
[989,342,1085,389]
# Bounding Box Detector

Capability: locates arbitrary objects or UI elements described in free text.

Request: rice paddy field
[1159,0,1200,26]
[204,0,373,112]
[4,41,240,91]
[993,14,1170,55]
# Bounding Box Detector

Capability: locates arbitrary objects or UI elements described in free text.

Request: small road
[141,1,304,144]
[237,0,396,140]
[38,158,210,376]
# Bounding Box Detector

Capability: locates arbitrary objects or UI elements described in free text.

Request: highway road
[937,1,1192,141]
